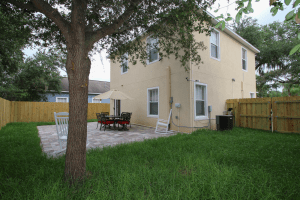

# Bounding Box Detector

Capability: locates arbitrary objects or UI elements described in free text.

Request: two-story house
[110,14,260,133]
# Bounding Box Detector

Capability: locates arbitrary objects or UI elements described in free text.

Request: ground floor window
[92,98,101,103]
[147,87,159,117]
[56,97,68,103]
[194,83,207,119]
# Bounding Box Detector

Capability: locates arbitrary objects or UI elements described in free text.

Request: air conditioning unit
[216,115,233,131]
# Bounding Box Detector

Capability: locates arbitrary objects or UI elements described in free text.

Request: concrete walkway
[37,122,177,158]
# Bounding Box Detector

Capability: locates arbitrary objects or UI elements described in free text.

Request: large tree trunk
[64,44,91,184]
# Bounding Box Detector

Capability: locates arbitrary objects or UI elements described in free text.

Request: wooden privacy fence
[0,97,110,130]
[226,96,300,134]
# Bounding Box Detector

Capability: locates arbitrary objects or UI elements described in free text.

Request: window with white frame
[242,48,247,71]
[210,30,220,59]
[56,97,68,103]
[147,87,159,117]
[194,83,207,119]
[121,53,128,74]
[92,98,101,103]
[147,37,159,64]
[250,92,255,98]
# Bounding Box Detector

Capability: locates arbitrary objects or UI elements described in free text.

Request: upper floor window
[242,48,247,71]
[210,30,220,60]
[147,87,159,117]
[121,53,128,74]
[147,37,159,64]
[250,92,255,98]
[194,83,207,120]
[56,97,68,103]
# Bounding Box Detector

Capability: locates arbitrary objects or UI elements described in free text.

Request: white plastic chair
[155,109,172,134]
[54,112,69,153]
[54,112,89,154]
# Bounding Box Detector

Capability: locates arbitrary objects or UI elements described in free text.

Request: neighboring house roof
[48,77,110,94]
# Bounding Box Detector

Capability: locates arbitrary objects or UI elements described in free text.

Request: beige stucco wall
[110,42,191,132]
[110,27,257,133]
[190,28,257,130]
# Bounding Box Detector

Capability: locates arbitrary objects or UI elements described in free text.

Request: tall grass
[0,122,299,199]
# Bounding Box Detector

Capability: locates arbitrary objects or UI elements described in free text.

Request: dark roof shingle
[59,77,110,94]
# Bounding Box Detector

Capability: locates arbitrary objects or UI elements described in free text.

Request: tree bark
[64,43,91,184]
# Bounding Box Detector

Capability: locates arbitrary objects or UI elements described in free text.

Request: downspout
[166,66,171,129]
[190,54,193,133]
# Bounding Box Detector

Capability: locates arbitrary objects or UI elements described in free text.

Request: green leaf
[235,10,243,22]
[271,7,279,16]
[222,21,225,30]
[293,0,300,8]
[285,10,295,20]
[227,13,231,16]
[214,9,219,12]
[298,7,300,16]
[285,0,292,6]
[215,21,223,29]
[289,44,300,55]
[298,33,300,40]
[225,17,233,21]
[215,14,224,19]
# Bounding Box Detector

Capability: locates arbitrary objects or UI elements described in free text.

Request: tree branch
[85,0,139,51]
[7,0,71,43]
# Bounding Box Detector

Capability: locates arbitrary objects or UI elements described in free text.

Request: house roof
[206,11,260,54]
[50,77,110,94]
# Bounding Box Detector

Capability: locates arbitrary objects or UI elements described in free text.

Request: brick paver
[37,122,177,158]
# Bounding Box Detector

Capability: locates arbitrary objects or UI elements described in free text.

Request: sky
[23,0,294,84]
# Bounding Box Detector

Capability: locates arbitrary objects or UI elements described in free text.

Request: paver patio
[37,122,178,158]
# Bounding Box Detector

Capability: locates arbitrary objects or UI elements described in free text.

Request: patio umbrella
[93,89,133,100]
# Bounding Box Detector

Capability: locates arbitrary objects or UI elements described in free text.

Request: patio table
[104,115,122,130]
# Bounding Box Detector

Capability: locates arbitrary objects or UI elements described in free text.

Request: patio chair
[99,113,114,131]
[54,112,69,153]
[116,112,131,130]
[54,112,89,154]
[96,112,110,129]
[121,112,132,127]
[155,109,172,134]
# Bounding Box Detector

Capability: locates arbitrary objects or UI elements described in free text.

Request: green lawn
[0,122,299,199]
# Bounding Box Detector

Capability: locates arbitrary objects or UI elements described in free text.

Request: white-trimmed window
[56,97,68,103]
[250,92,255,98]
[210,30,220,60]
[147,37,159,64]
[194,83,208,120]
[147,87,159,117]
[92,98,101,103]
[242,47,247,71]
[121,53,128,74]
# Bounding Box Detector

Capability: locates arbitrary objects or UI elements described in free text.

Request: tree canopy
[233,17,300,97]
[215,0,300,55]
[0,51,63,101]
[0,3,32,77]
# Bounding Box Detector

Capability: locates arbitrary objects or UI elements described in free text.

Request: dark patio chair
[117,112,131,130]
[121,112,132,127]
[96,113,114,131]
